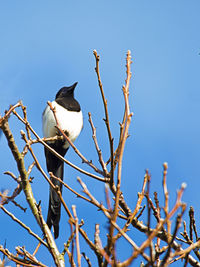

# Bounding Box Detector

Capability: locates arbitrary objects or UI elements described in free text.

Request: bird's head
[55,82,78,99]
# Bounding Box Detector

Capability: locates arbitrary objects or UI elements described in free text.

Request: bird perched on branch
[42,82,83,238]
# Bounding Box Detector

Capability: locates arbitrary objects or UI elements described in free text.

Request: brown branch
[189,206,198,242]
[181,221,191,244]
[0,182,24,210]
[21,104,32,140]
[154,191,161,251]
[114,173,147,242]
[77,177,150,263]
[120,183,186,266]
[13,107,106,182]
[50,173,91,203]
[182,215,200,261]
[145,192,160,224]
[129,173,148,222]
[0,192,26,212]
[88,112,108,176]
[0,115,42,227]
[104,184,112,212]
[161,213,183,266]
[106,51,133,261]
[52,173,126,221]
[146,171,154,265]
[108,173,199,267]
[76,224,112,266]
[82,252,92,267]
[63,219,84,259]
[36,204,65,267]
[16,246,47,267]
[93,49,114,185]
[4,171,18,182]
[94,224,103,265]
[19,130,66,267]
[0,102,21,125]
[72,205,81,267]
[21,131,74,225]
[136,205,146,220]
[113,50,132,169]
[0,204,46,246]
[173,239,200,258]
[64,246,76,267]
[163,162,171,239]
[0,245,47,267]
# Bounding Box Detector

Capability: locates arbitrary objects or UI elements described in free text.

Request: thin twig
[160,213,183,266]
[120,183,186,266]
[0,117,42,227]
[13,108,106,182]
[189,206,194,242]
[0,204,46,247]
[77,177,150,263]
[0,102,21,125]
[108,51,133,260]
[163,162,171,239]
[72,205,81,267]
[0,245,47,267]
[93,50,114,185]
[88,112,108,176]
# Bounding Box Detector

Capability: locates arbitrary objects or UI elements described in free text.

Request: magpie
[42,82,83,239]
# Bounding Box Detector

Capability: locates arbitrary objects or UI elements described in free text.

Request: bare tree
[0,51,200,266]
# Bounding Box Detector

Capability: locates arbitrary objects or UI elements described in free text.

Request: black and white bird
[42,82,83,239]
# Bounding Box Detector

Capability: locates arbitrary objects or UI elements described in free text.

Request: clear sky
[0,1,200,266]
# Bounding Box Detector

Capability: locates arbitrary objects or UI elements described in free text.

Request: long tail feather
[45,144,68,239]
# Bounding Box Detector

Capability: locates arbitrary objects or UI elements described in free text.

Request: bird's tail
[45,146,67,239]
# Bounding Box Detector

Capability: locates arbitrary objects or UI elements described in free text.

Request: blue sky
[0,1,200,266]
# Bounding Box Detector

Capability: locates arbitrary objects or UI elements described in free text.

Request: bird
[42,82,83,239]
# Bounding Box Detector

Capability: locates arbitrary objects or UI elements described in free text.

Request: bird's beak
[70,82,78,91]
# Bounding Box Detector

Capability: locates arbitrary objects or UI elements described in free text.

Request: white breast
[43,101,83,149]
